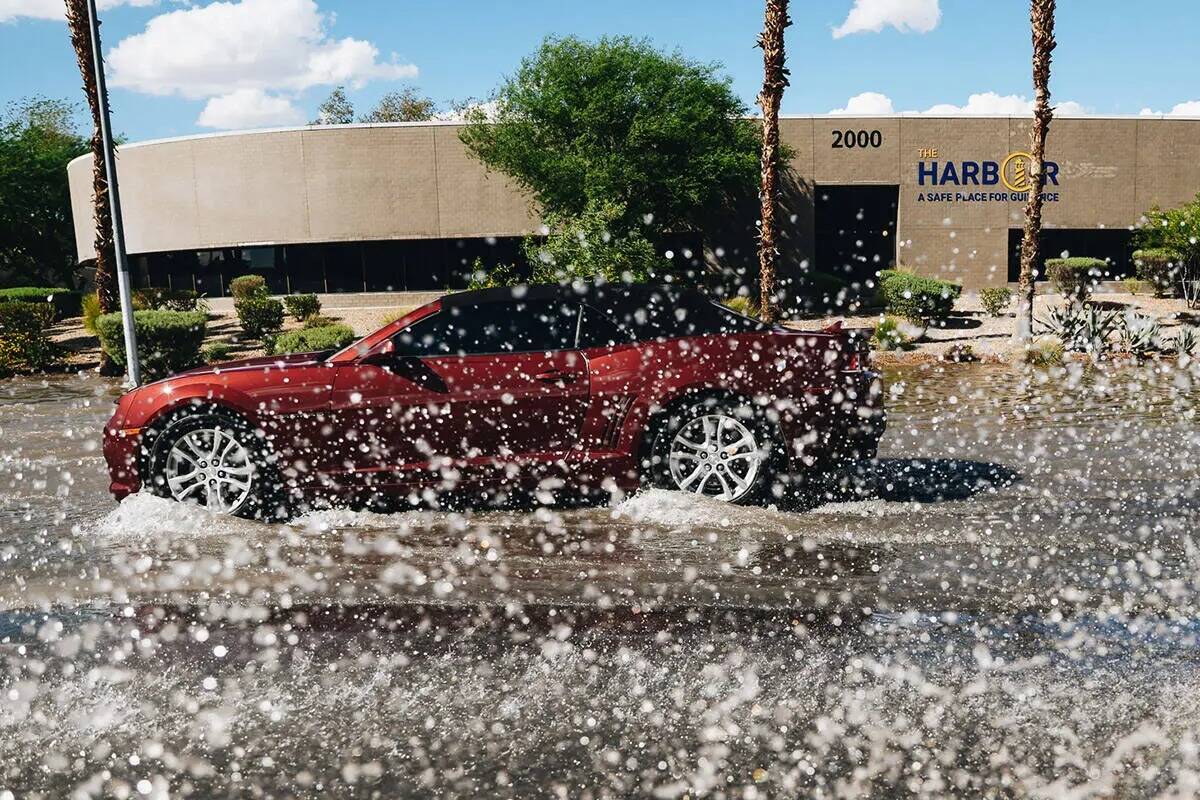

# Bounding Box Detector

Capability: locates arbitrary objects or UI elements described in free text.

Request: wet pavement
[2,362,1200,797]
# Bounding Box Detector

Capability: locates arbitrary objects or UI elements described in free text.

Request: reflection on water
[1,362,1200,796]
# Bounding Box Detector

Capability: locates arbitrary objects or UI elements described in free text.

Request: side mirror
[360,340,396,366]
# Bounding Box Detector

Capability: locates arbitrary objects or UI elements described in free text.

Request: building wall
[68,117,1200,290]
[67,123,540,262]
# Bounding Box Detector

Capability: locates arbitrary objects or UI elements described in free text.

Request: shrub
[133,287,206,312]
[0,302,62,376]
[871,316,914,351]
[941,343,978,363]
[235,296,284,340]
[95,310,207,379]
[1132,248,1182,297]
[721,295,759,318]
[0,287,81,321]
[283,293,321,321]
[1122,277,1150,296]
[229,274,269,300]
[81,292,102,334]
[466,258,519,290]
[202,341,235,363]
[1044,257,1105,302]
[979,287,1013,317]
[378,308,415,327]
[876,269,961,326]
[267,324,356,355]
[301,314,339,329]
[1023,338,1064,367]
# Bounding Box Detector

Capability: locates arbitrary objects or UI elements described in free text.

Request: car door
[329,298,590,489]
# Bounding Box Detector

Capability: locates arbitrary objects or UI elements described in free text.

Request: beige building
[67,116,1200,298]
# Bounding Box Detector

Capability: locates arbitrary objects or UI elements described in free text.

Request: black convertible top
[441,283,767,340]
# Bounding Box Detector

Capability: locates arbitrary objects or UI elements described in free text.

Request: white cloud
[0,0,154,23]
[196,88,304,129]
[436,99,500,123]
[924,91,1088,116]
[832,0,940,38]
[108,0,416,99]
[1139,100,1200,117]
[829,91,1090,116]
[829,91,896,115]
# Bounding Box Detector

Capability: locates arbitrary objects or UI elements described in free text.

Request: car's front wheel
[648,400,781,504]
[145,410,277,519]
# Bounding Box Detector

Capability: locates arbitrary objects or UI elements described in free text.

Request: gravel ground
[789,290,1199,363]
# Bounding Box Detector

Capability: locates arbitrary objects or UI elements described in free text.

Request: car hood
[169,350,334,379]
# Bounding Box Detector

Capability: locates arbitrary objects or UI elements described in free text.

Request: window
[393,300,580,356]
[602,292,766,342]
[577,304,631,349]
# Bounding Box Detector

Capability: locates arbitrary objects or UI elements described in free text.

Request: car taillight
[846,351,861,371]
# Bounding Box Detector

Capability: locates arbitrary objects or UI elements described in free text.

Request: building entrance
[814,185,899,291]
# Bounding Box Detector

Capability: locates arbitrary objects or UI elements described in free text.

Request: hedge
[229,274,268,300]
[95,310,207,379]
[1045,257,1106,301]
[283,293,321,321]
[876,269,962,325]
[1132,248,1182,297]
[268,324,356,356]
[0,287,82,321]
[133,287,205,312]
[0,302,62,376]
[234,296,284,339]
[979,286,1013,317]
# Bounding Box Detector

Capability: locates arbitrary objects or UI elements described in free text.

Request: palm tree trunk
[756,0,790,324]
[65,0,118,316]
[1016,0,1057,341]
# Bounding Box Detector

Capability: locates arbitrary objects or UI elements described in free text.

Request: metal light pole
[85,0,140,387]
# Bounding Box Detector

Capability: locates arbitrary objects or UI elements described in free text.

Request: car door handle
[534,369,577,384]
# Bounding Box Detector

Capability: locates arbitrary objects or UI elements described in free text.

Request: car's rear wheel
[146,410,278,519]
[648,400,781,504]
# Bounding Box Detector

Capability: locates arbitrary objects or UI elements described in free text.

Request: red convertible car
[103,284,885,518]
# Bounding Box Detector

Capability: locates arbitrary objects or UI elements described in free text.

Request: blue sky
[1,0,1197,141]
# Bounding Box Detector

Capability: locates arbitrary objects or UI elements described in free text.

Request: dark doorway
[814,185,899,290]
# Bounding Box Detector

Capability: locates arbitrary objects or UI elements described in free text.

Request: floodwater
[2,362,1200,798]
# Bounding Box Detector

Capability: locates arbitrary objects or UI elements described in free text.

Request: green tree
[360,88,438,122]
[525,200,666,285]
[459,36,760,243]
[311,86,354,125]
[1135,193,1200,269]
[0,97,89,287]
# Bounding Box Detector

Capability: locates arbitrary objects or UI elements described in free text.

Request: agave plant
[1038,303,1119,355]
[1118,311,1163,356]
[1172,326,1200,356]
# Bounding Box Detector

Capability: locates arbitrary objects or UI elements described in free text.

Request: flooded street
[3,363,1200,797]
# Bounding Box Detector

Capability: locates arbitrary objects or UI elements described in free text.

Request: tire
[646,397,782,505]
[144,409,283,520]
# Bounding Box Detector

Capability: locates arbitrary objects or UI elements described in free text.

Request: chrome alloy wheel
[164,426,255,513]
[667,414,763,502]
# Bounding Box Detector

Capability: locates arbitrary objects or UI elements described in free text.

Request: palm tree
[756,0,790,323]
[64,0,118,317]
[1016,0,1057,341]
